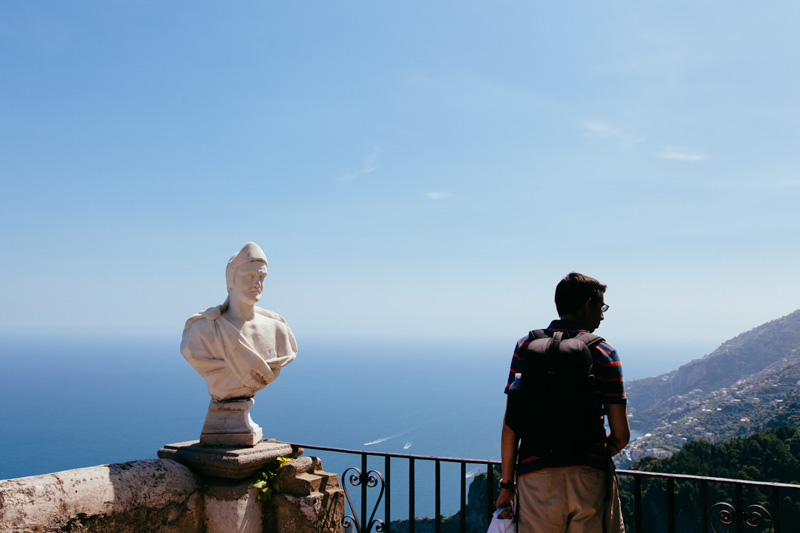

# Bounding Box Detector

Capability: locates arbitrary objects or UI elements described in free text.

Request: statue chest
[239,317,279,358]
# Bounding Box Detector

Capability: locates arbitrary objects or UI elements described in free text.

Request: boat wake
[465,466,482,479]
[363,432,406,446]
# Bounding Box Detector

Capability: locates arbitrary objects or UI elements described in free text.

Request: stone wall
[0,459,203,532]
[0,448,344,533]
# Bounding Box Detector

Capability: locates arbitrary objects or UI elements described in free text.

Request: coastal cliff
[389,469,501,533]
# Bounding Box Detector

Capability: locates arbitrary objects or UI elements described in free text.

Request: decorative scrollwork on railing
[709,502,773,532]
[341,466,385,533]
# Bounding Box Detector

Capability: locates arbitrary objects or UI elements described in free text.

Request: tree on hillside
[619,427,800,532]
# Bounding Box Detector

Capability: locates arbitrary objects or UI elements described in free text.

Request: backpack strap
[529,329,561,357]
[572,333,604,375]
[548,331,563,356]
[574,332,604,349]
[529,329,604,349]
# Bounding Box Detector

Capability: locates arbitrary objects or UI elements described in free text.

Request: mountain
[620,309,800,466]
[626,309,800,429]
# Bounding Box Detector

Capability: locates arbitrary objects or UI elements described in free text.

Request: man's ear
[570,298,592,324]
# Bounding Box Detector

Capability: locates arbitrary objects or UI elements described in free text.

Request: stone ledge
[0,459,203,533]
[158,440,301,479]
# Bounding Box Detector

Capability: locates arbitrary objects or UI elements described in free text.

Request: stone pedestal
[158,440,344,533]
[158,440,297,479]
[200,398,263,446]
[204,478,266,533]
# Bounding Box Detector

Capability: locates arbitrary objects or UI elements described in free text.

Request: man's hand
[495,488,514,519]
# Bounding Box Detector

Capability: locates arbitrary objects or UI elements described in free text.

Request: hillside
[620,309,800,466]
[627,309,800,426]
[619,426,800,532]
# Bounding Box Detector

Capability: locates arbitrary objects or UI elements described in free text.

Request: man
[181,242,297,402]
[495,272,629,532]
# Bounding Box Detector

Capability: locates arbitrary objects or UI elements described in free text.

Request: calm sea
[0,335,698,518]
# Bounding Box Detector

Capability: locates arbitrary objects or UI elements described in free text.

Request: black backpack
[505,330,606,457]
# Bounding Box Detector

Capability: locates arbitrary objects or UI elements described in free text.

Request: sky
[2,1,800,371]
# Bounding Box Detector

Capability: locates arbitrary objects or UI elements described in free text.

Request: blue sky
[2,2,799,366]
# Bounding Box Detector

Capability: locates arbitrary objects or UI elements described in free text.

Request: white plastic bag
[487,506,515,533]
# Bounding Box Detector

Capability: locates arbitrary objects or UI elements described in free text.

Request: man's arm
[606,403,630,456]
[496,404,519,515]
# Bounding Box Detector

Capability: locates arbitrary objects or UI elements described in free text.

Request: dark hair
[554,272,607,316]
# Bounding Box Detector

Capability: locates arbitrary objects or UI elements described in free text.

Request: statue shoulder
[183,306,224,335]
[255,307,289,325]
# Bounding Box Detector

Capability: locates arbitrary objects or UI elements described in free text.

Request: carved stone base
[157,440,300,479]
[200,398,263,446]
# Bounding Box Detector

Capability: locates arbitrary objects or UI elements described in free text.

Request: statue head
[225,242,269,305]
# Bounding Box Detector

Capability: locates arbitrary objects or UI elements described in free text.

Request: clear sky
[2,2,799,366]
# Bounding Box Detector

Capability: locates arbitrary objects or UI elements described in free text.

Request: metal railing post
[409,457,415,533]
[772,486,781,533]
[735,485,744,533]
[385,456,391,532]
[487,463,495,522]
[634,475,642,533]
[667,477,675,533]
[701,480,708,533]
[460,462,467,533]
[362,453,368,533]
[435,460,441,533]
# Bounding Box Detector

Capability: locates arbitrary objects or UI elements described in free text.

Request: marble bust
[181,242,297,445]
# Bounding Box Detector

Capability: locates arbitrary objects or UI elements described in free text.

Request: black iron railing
[286,442,800,533]
[617,469,800,533]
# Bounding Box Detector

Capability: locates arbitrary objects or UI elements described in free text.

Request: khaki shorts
[517,467,606,533]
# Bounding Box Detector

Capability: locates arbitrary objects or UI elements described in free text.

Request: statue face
[230,261,268,305]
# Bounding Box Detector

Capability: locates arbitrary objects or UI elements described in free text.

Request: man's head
[225,242,269,304]
[555,272,607,331]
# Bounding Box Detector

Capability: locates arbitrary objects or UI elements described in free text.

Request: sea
[0,335,704,520]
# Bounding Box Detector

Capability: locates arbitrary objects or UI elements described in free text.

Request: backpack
[505,330,606,457]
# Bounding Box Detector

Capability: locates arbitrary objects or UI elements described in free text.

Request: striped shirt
[505,319,626,476]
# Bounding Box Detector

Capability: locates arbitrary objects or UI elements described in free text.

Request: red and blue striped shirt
[505,319,626,476]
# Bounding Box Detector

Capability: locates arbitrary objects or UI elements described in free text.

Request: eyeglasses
[601,304,609,313]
